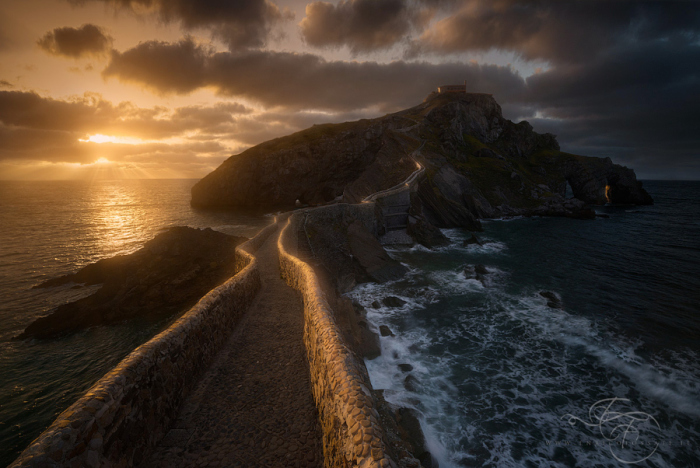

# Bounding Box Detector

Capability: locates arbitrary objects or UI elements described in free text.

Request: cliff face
[192,92,652,223]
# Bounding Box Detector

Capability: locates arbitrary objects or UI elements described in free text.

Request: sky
[0,0,698,180]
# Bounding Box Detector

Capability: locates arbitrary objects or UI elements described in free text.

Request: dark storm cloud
[103,37,526,110]
[509,39,700,177]
[68,0,291,49]
[410,0,700,63]
[300,0,429,53]
[37,24,112,58]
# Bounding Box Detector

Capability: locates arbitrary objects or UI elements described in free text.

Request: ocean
[0,180,698,467]
[0,179,270,467]
[347,181,700,467]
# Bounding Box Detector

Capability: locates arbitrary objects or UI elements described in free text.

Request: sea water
[0,179,270,466]
[347,181,700,467]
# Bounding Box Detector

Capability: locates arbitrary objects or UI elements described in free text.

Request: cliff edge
[192,92,652,226]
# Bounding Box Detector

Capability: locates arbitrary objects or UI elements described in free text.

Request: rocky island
[192,92,652,235]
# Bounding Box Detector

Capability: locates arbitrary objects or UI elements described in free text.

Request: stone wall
[10,223,277,468]
[278,215,397,468]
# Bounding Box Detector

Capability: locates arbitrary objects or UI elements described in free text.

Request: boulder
[347,220,408,283]
[539,291,563,309]
[463,234,483,247]
[379,325,395,337]
[383,296,407,308]
[407,215,449,248]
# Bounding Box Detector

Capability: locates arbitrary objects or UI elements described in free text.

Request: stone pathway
[147,226,324,467]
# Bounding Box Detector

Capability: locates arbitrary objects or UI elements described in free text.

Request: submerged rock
[379,325,395,337]
[398,363,414,372]
[383,296,407,308]
[18,227,246,340]
[540,291,563,309]
[463,234,483,247]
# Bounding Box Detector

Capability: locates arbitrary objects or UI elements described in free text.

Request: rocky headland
[17,227,246,340]
[192,92,653,234]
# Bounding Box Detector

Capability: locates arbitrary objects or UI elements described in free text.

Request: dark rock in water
[404,374,421,392]
[463,265,476,279]
[407,215,449,248]
[18,227,247,340]
[463,234,483,247]
[540,291,563,309]
[371,300,381,309]
[596,213,610,218]
[475,264,489,275]
[383,296,407,308]
[379,325,395,337]
[395,407,438,468]
[398,363,414,372]
[359,327,381,360]
[347,220,408,283]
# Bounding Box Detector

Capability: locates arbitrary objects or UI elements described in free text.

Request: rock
[18,227,246,340]
[407,215,449,248]
[474,264,488,275]
[398,364,414,372]
[539,291,563,309]
[382,296,406,308]
[359,327,381,360]
[463,234,482,247]
[379,325,394,337]
[403,375,421,392]
[371,301,381,309]
[347,220,408,283]
[596,213,610,218]
[395,407,437,468]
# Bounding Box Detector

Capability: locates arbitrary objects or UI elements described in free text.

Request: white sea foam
[346,237,700,467]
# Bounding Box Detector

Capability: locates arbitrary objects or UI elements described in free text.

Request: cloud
[300,0,431,53]
[103,37,526,110]
[0,90,254,166]
[37,24,112,58]
[67,0,292,49]
[410,0,700,63]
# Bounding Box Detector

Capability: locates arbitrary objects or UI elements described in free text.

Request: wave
[347,234,700,467]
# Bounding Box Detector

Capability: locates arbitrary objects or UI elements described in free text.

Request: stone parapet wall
[11,225,277,468]
[278,215,396,468]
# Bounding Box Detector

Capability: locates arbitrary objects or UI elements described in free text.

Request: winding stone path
[147,225,324,467]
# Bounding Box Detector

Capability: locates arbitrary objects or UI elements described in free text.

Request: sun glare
[95,157,110,164]
[79,134,145,145]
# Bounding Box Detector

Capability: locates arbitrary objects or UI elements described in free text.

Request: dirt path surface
[147,226,324,467]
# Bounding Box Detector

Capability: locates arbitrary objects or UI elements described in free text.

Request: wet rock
[382,296,406,308]
[379,325,394,337]
[474,264,488,275]
[398,364,414,372]
[463,234,482,247]
[539,291,563,309]
[371,301,381,309]
[403,375,421,392]
[347,220,408,283]
[395,408,437,468]
[407,215,449,249]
